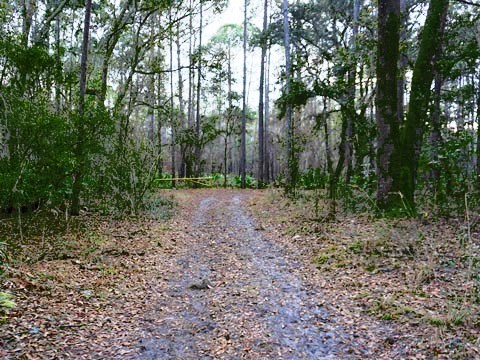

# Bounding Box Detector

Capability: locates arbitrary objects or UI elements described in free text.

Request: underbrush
[252,189,480,358]
[0,192,176,311]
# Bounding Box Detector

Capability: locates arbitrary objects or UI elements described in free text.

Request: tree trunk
[169,9,176,188]
[323,97,335,216]
[176,22,186,178]
[399,0,449,209]
[264,47,271,183]
[282,0,293,191]
[99,2,131,106]
[224,41,233,188]
[195,1,203,178]
[22,0,36,46]
[185,0,194,178]
[148,18,156,144]
[240,0,247,188]
[345,0,360,185]
[375,0,401,211]
[71,0,92,216]
[55,12,61,112]
[257,0,268,185]
[157,13,163,176]
[430,71,443,198]
[397,0,407,124]
[476,72,480,185]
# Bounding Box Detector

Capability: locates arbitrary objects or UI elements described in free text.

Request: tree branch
[455,0,480,6]
[34,0,70,44]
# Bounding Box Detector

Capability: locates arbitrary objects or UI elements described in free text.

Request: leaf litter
[2,189,478,358]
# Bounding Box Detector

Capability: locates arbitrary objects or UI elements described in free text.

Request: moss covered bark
[376,0,401,211]
[399,0,449,209]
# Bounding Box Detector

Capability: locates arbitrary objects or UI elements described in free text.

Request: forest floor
[1,189,479,359]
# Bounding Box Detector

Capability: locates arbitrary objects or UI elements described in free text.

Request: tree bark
[176,22,186,178]
[55,11,61,112]
[282,0,293,191]
[257,0,268,185]
[169,9,176,188]
[195,1,203,178]
[148,18,156,144]
[323,97,335,215]
[430,70,443,197]
[476,72,480,184]
[99,1,132,106]
[240,0,247,188]
[33,0,69,46]
[397,0,407,124]
[224,40,233,188]
[22,0,36,46]
[375,0,401,211]
[265,47,271,183]
[71,0,92,216]
[156,14,163,175]
[185,0,194,178]
[399,0,449,208]
[345,0,361,185]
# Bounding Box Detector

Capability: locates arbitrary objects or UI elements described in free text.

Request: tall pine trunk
[264,47,271,183]
[224,42,233,188]
[240,0,247,188]
[186,0,194,177]
[195,2,203,178]
[257,0,268,185]
[169,9,176,188]
[176,22,186,178]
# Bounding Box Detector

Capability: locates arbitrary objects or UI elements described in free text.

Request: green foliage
[230,175,257,188]
[418,128,477,214]
[153,173,173,189]
[299,168,327,190]
[0,94,115,213]
[0,97,73,210]
[211,173,224,186]
[275,78,315,119]
[210,24,243,47]
[0,292,15,311]
[101,137,159,215]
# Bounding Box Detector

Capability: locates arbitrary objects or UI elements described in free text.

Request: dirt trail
[136,191,358,359]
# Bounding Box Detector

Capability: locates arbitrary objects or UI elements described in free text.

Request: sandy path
[136,191,353,359]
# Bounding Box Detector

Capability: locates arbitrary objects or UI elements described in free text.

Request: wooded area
[1,0,480,357]
[0,0,479,216]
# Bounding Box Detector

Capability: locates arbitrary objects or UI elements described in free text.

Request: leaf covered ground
[0,189,479,359]
[248,189,480,358]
